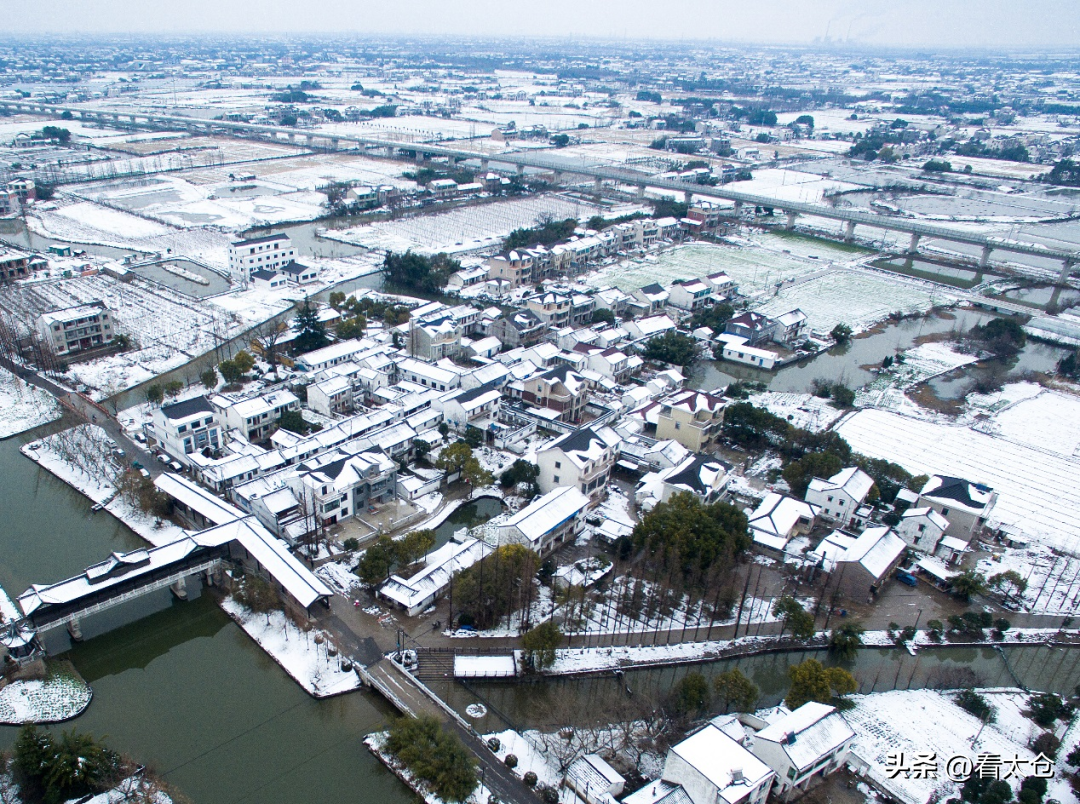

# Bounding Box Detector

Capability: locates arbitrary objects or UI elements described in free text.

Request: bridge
[15,516,331,644]
[4,100,1079,280]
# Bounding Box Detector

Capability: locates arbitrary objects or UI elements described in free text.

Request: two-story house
[214,390,300,443]
[497,486,591,556]
[667,279,714,313]
[408,315,462,361]
[751,702,855,800]
[36,302,115,356]
[150,395,223,462]
[804,467,875,530]
[537,425,621,505]
[917,475,997,545]
[228,233,297,283]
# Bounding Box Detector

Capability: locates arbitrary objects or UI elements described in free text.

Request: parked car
[112,448,126,459]
[156,453,170,464]
[895,569,918,587]
[133,432,147,444]
[169,460,183,472]
[137,467,151,478]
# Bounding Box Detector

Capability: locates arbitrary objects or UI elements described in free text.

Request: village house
[631,283,669,315]
[436,384,502,431]
[36,301,116,356]
[408,315,461,361]
[751,702,855,800]
[667,279,714,313]
[895,506,950,555]
[279,260,319,285]
[655,389,726,452]
[804,467,875,530]
[536,425,621,504]
[490,310,546,348]
[635,453,731,510]
[724,312,777,346]
[149,395,224,462]
[497,486,591,555]
[748,492,818,553]
[521,364,590,424]
[812,525,907,602]
[625,721,774,804]
[917,475,997,545]
[214,390,300,443]
[228,233,297,283]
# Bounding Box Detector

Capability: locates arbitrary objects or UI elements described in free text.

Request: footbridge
[15,516,331,645]
[4,99,1079,278]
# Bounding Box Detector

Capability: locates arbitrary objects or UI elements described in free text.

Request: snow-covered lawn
[316,560,362,598]
[836,408,1080,554]
[221,598,361,698]
[845,689,1062,804]
[0,367,61,438]
[971,387,1080,460]
[323,194,608,254]
[0,666,93,725]
[857,341,980,411]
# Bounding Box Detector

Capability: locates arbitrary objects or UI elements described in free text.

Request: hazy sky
[6,0,1080,48]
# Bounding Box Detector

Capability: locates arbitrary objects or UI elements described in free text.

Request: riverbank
[220,597,362,698]
[531,626,1074,677]
[365,731,493,804]
[20,425,186,547]
[0,660,92,725]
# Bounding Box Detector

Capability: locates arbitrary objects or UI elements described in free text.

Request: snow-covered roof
[669,724,774,804]
[566,754,625,794]
[379,537,491,611]
[297,339,368,368]
[808,467,875,503]
[901,506,950,531]
[842,525,906,579]
[154,473,243,526]
[19,517,331,615]
[454,655,516,678]
[38,301,108,325]
[623,780,693,804]
[500,486,590,544]
[754,702,855,771]
[749,493,818,541]
[916,555,958,581]
[919,475,995,516]
[544,425,621,470]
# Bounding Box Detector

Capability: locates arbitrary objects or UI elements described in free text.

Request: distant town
[0,31,1078,804]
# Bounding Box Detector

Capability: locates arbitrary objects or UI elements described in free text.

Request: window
[553,475,560,484]
[554,461,561,469]
[918,524,926,533]
[941,507,950,517]
[674,422,681,430]
[827,496,834,502]
[838,500,845,506]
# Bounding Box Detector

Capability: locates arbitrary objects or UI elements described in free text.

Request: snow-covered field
[837,408,1080,553]
[972,387,1080,460]
[221,598,361,698]
[757,269,946,335]
[0,274,287,397]
[28,200,233,270]
[323,194,609,254]
[845,689,1066,804]
[977,544,1080,614]
[0,367,61,438]
[0,668,93,725]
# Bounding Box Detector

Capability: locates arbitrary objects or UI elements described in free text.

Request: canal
[0,428,413,804]
[434,643,1080,735]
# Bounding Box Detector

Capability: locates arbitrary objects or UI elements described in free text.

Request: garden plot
[253,153,420,191]
[747,391,847,432]
[587,242,829,297]
[28,200,233,270]
[836,408,1080,553]
[757,269,944,335]
[0,366,61,438]
[323,194,609,254]
[728,168,863,205]
[0,275,284,396]
[844,689,1043,804]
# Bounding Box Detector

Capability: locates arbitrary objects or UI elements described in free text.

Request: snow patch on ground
[748,391,847,432]
[316,560,362,598]
[221,598,361,698]
[0,367,61,438]
[484,730,577,804]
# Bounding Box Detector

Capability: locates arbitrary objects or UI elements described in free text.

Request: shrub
[1032,732,1061,759]
[955,689,996,723]
[343,537,360,552]
[1028,692,1072,728]
[487,737,501,752]
[504,754,518,769]
[540,786,559,804]
[386,716,477,802]
[523,771,538,788]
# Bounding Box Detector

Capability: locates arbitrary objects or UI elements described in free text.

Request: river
[0,428,413,804]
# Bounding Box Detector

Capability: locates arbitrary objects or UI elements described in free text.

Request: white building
[635,454,730,511]
[667,279,714,313]
[150,395,224,462]
[379,536,491,617]
[295,339,369,372]
[917,475,997,545]
[497,486,590,555]
[215,390,300,443]
[748,493,818,553]
[752,702,855,800]
[437,384,502,430]
[804,467,875,530]
[228,233,297,283]
[536,425,621,505]
[36,302,115,356]
[625,723,773,804]
[895,506,950,554]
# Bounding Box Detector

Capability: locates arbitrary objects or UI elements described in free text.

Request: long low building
[497,486,590,556]
[379,536,491,616]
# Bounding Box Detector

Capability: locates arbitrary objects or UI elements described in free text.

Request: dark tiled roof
[553,426,601,455]
[925,476,989,508]
[161,396,215,421]
[231,232,290,247]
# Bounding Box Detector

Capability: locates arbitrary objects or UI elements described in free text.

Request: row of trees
[383,251,461,294]
[355,530,437,586]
